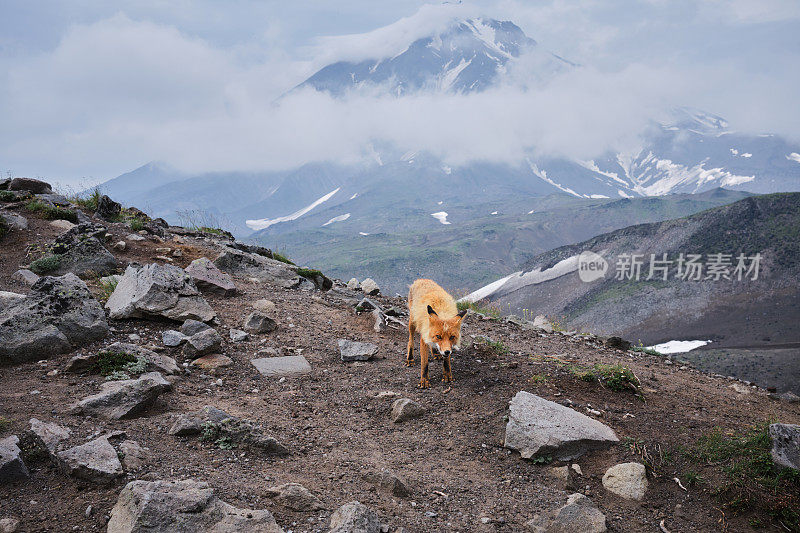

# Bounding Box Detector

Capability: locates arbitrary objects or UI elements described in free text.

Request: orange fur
[406,279,466,388]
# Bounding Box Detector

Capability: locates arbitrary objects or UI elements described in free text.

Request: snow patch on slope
[461,254,580,303]
[246,187,340,230]
[527,159,581,198]
[431,211,451,225]
[647,340,710,354]
[322,213,350,226]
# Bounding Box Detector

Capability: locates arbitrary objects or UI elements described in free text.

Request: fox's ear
[427,305,437,316]
[457,309,468,318]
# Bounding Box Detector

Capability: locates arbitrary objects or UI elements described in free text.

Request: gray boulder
[106,263,216,322]
[29,418,71,453]
[243,312,277,333]
[526,493,607,533]
[364,470,411,497]
[8,177,52,194]
[57,436,123,483]
[214,246,301,288]
[504,391,619,461]
[107,479,284,533]
[182,328,223,359]
[601,463,648,500]
[95,195,121,221]
[0,212,28,231]
[0,436,29,484]
[338,339,378,362]
[185,257,236,296]
[180,319,211,336]
[72,371,171,420]
[391,398,426,423]
[0,273,108,364]
[162,330,188,347]
[360,278,380,296]
[264,482,323,511]
[769,423,800,470]
[329,501,379,533]
[50,237,118,278]
[107,342,179,375]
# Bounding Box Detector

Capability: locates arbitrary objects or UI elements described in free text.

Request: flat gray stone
[50,237,118,278]
[602,462,648,500]
[230,329,249,342]
[526,493,607,533]
[107,479,283,533]
[251,355,311,378]
[162,329,188,347]
[72,372,171,420]
[11,269,38,286]
[338,339,378,362]
[504,391,619,461]
[57,436,123,483]
[182,328,222,359]
[0,212,28,231]
[214,245,301,288]
[169,406,236,436]
[106,263,215,323]
[180,319,211,336]
[119,440,149,471]
[770,423,800,470]
[0,436,29,484]
[243,312,277,334]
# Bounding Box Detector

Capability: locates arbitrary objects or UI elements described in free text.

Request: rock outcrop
[769,423,800,470]
[185,257,236,296]
[214,246,301,288]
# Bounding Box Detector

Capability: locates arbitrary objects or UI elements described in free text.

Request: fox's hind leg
[405,321,416,367]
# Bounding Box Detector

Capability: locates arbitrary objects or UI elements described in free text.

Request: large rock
[329,501,379,533]
[251,356,311,378]
[95,195,121,221]
[769,423,800,470]
[106,263,216,322]
[29,418,71,453]
[57,436,123,483]
[504,391,619,460]
[391,398,426,423]
[49,237,118,277]
[185,257,236,296]
[72,372,171,420]
[0,274,108,364]
[108,342,179,375]
[264,482,323,511]
[526,493,607,533]
[0,436,29,484]
[0,212,28,231]
[8,177,52,194]
[107,479,284,533]
[601,463,648,500]
[338,339,378,362]
[214,246,301,288]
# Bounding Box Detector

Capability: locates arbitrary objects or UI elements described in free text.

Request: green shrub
[97,276,118,302]
[198,226,225,236]
[0,191,16,202]
[0,416,12,431]
[93,350,137,376]
[25,200,78,222]
[457,299,501,318]
[128,218,145,231]
[570,363,641,392]
[71,187,102,211]
[271,251,294,265]
[29,255,62,274]
[297,268,323,279]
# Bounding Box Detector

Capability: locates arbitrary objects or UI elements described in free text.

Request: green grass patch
[128,218,145,231]
[198,226,225,236]
[631,345,662,356]
[28,254,62,274]
[457,299,501,318]
[71,187,102,211]
[97,276,119,303]
[93,350,145,379]
[474,336,510,356]
[0,190,17,202]
[570,363,641,393]
[200,422,238,450]
[529,374,548,384]
[296,267,323,279]
[0,416,12,431]
[271,251,294,265]
[683,422,800,529]
[25,200,78,222]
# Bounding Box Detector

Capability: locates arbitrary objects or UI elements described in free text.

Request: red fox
[406,279,467,388]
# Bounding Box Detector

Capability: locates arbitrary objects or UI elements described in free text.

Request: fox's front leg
[405,321,415,367]
[442,352,453,383]
[418,340,431,389]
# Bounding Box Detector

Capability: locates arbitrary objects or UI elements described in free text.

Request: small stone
[526,493,606,533]
[119,440,150,471]
[251,356,311,378]
[230,329,249,343]
[243,312,277,334]
[0,436,29,484]
[571,464,583,476]
[338,339,378,362]
[113,241,126,251]
[128,333,141,342]
[85,505,93,518]
[0,518,20,532]
[162,330,187,347]
[180,319,211,336]
[11,269,38,286]
[602,462,648,500]
[29,418,71,453]
[605,337,631,351]
[729,383,751,394]
[364,470,411,497]
[50,219,76,231]
[346,278,360,290]
[360,278,380,295]
[185,257,236,296]
[264,482,323,511]
[182,328,223,358]
[191,353,233,370]
[126,234,145,242]
[329,501,380,533]
[252,299,277,314]
[57,436,123,483]
[71,371,171,420]
[391,398,426,423]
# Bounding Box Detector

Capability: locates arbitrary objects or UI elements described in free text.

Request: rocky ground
[1,180,799,532]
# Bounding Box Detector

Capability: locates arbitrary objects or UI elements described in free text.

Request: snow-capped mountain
[298,18,568,95]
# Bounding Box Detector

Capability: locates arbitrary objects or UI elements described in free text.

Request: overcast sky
[1,0,799,186]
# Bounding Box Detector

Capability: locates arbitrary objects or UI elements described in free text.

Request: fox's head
[425,305,467,356]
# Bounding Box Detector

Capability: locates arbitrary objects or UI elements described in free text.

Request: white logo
[578,251,608,282]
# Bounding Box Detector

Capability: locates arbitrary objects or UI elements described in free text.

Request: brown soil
[1,203,799,532]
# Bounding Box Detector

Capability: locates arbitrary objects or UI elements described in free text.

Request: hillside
[1,181,798,532]
[468,193,800,390]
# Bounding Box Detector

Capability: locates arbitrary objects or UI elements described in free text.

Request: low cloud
[0,3,798,185]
